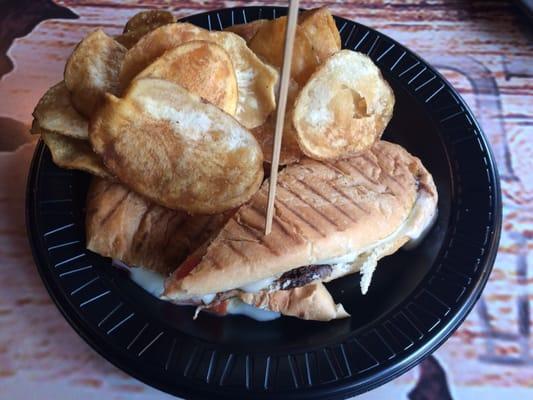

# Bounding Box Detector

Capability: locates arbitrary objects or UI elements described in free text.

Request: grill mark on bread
[234,219,262,240]
[233,220,281,256]
[272,217,297,241]
[248,200,267,218]
[323,160,381,191]
[343,160,381,186]
[163,212,187,249]
[316,162,339,176]
[323,161,352,176]
[205,253,224,270]
[226,240,250,262]
[296,178,357,223]
[243,204,292,241]
[99,190,130,226]
[325,181,370,215]
[359,152,381,170]
[360,153,408,192]
[132,203,155,252]
[275,188,327,237]
[237,210,264,232]
[279,182,342,229]
[382,165,409,192]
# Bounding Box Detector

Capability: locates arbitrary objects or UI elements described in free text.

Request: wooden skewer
[265,0,300,235]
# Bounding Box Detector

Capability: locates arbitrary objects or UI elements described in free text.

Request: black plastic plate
[26,6,501,399]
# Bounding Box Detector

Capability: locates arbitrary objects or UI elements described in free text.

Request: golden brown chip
[119,23,203,89]
[249,8,340,86]
[249,16,316,86]
[251,79,303,165]
[224,19,268,42]
[293,50,395,160]
[135,40,238,115]
[64,29,126,117]
[123,10,175,33]
[298,7,341,62]
[119,23,277,129]
[32,81,88,140]
[248,7,341,153]
[30,118,41,135]
[210,30,277,128]
[86,177,231,276]
[114,31,145,50]
[90,78,264,214]
[116,10,176,49]
[38,126,111,178]
[252,115,302,165]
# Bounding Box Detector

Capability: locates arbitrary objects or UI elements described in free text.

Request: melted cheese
[200,293,217,304]
[226,299,280,321]
[128,266,165,297]
[238,276,277,293]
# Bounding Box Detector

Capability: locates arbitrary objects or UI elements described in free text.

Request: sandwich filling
[113,259,282,320]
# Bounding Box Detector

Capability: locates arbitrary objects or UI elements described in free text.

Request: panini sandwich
[163,141,438,320]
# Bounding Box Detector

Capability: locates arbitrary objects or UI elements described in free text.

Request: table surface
[0,1,531,399]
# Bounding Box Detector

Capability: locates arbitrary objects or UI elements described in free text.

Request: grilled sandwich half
[163,140,438,320]
[85,177,231,276]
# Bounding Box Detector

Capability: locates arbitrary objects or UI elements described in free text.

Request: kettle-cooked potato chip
[30,119,40,135]
[64,29,126,117]
[293,50,395,160]
[252,113,302,165]
[249,16,317,86]
[135,40,238,115]
[251,79,303,165]
[298,7,341,63]
[248,7,341,161]
[209,30,277,128]
[114,31,143,50]
[37,124,111,178]
[116,10,176,49]
[123,10,175,34]
[90,78,264,214]
[119,23,204,88]
[224,19,268,43]
[32,81,88,140]
[119,23,277,129]
[249,8,341,86]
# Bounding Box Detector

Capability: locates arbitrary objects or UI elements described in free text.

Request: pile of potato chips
[32,7,394,215]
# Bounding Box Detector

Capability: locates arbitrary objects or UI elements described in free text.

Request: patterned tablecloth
[0,1,531,399]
